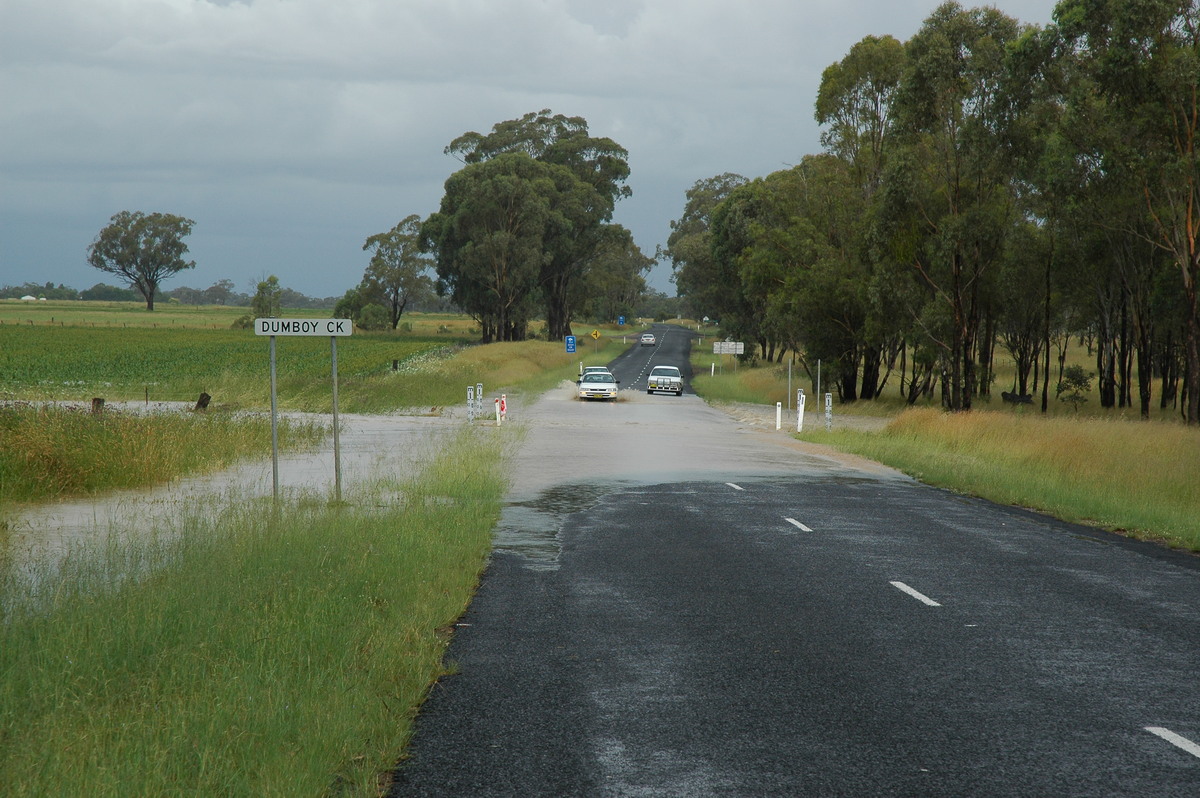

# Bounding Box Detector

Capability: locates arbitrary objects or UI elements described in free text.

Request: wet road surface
[389,382,1200,796]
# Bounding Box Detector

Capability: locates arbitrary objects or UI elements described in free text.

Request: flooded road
[491,382,903,570]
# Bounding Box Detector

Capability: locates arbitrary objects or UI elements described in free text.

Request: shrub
[1057,365,1093,412]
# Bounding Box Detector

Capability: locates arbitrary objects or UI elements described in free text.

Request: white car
[640,333,656,346]
[577,371,620,400]
[582,366,613,376]
[646,365,683,395]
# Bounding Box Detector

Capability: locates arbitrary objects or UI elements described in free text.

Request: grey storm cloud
[0,0,1057,298]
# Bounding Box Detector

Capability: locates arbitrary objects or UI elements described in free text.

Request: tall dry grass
[0,404,324,505]
[807,408,1200,549]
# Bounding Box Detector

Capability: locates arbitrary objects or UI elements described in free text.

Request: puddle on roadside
[493,482,625,570]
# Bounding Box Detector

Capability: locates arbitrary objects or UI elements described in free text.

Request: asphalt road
[388,325,1200,797]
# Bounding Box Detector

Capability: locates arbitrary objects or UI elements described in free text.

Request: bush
[357,304,390,331]
[1057,365,1093,412]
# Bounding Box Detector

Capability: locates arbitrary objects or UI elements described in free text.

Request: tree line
[73,110,656,337]
[1,278,339,309]
[667,0,1200,425]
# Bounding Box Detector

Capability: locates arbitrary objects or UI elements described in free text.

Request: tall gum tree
[86,211,195,311]
[665,173,747,321]
[1055,0,1200,424]
[443,110,631,339]
[816,33,905,398]
[422,152,578,342]
[361,214,435,330]
[884,2,1024,411]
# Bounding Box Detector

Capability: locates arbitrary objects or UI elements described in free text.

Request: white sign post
[255,318,353,503]
[825,393,833,432]
[797,389,806,432]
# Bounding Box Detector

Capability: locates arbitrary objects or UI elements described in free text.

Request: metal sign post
[255,318,353,503]
[331,336,342,503]
[269,335,279,500]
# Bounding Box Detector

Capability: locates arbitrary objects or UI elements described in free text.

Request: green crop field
[0,302,485,411]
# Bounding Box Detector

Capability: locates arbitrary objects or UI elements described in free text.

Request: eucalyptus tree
[444,110,630,339]
[995,221,1050,397]
[881,2,1024,410]
[578,225,653,323]
[706,156,872,382]
[421,152,566,342]
[664,173,747,321]
[816,33,906,399]
[361,214,435,329]
[746,157,870,395]
[816,34,905,198]
[708,178,781,360]
[1054,0,1200,424]
[86,210,196,311]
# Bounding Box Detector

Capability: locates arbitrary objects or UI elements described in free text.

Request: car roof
[650,365,679,372]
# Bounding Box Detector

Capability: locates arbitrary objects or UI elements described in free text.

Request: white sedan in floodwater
[577,371,620,401]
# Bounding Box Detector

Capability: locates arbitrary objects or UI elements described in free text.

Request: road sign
[712,341,744,355]
[618,316,625,326]
[255,318,353,336]
[256,319,350,503]
[590,329,601,340]
[565,335,577,353]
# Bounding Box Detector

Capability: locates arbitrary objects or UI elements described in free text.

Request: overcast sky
[0,0,1057,299]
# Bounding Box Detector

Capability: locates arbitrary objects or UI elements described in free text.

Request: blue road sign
[565,335,577,353]
[618,316,625,326]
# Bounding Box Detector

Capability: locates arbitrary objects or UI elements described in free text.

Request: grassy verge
[0,404,325,505]
[800,408,1200,551]
[0,426,508,797]
[685,341,1199,551]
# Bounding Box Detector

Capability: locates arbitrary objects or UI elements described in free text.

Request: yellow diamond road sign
[590,329,601,340]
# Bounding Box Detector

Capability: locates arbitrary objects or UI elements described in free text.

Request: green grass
[0,404,325,505]
[0,426,508,797]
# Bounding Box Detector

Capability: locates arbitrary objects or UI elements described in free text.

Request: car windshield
[651,367,679,376]
[582,373,612,383]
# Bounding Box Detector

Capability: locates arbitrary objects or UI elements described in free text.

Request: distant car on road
[646,365,683,396]
[640,333,656,346]
[577,371,620,401]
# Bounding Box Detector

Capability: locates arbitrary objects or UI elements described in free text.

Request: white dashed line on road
[726,483,744,491]
[784,517,812,532]
[1145,727,1200,759]
[889,581,942,607]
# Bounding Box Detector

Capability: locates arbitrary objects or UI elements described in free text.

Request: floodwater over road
[491,381,902,571]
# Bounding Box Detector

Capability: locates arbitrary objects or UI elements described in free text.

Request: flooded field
[1,407,468,589]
